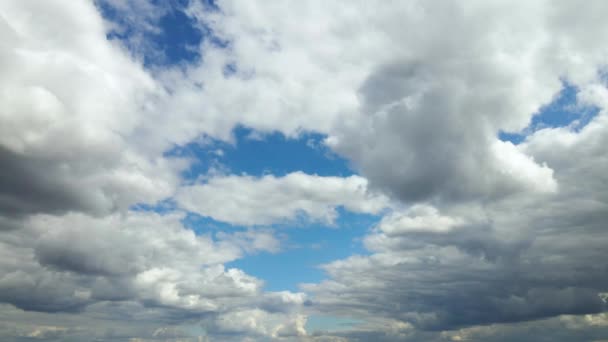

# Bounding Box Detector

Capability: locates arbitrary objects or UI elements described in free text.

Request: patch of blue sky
[130,198,177,214]
[154,5,203,64]
[163,127,373,292]
[499,82,599,144]
[181,212,237,235]
[172,126,355,181]
[96,0,226,67]
[227,208,381,292]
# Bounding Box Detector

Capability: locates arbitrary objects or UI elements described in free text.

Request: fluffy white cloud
[0,0,186,218]
[202,308,307,339]
[375,205,466,235]
[176,172,389,226]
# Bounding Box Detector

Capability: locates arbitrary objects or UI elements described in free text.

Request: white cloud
[203,308,307,339]
[375,205,465,235]
[176,172,389,226]
[0,0,185,218]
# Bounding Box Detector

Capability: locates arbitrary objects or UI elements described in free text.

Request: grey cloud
[0,146,86,218]
[307,314,608,342]
[0,270,91,313]
[307,113,608,333]
[330,58,558,204]
[0,210,315,340]
[306,206,608,332]
[297,3,608,335]
[326,1,608,205]
[0,211,289,316]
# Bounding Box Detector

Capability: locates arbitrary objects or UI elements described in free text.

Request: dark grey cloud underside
[0,147,91,221]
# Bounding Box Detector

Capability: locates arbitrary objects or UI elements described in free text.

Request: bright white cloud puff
[176,172,389,226]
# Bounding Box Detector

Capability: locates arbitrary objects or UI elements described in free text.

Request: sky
[0,1,608,341]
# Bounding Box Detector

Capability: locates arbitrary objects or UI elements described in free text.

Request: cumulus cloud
[0,211,285,312]
[176,172,389,226]
[171,1,608,338]
[0,0,186,219]
[375,205,466,235]
[175,0,605,204]
[0,210,311,341]
[202,309,307,339]
[1,0,608,341]
[305,109,608,334]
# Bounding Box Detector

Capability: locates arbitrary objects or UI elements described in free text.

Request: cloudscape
[1,1,608,341]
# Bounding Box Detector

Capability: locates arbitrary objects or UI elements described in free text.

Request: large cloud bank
[0,0,608,341]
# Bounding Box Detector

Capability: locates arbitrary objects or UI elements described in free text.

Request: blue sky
[176,127,355,179]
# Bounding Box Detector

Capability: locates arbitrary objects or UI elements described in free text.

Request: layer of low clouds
[1,0,608,341]
[0,210,308,340]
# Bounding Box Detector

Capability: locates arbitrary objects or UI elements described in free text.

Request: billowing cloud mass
[1,0,608,341]
[0,0,183,219]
